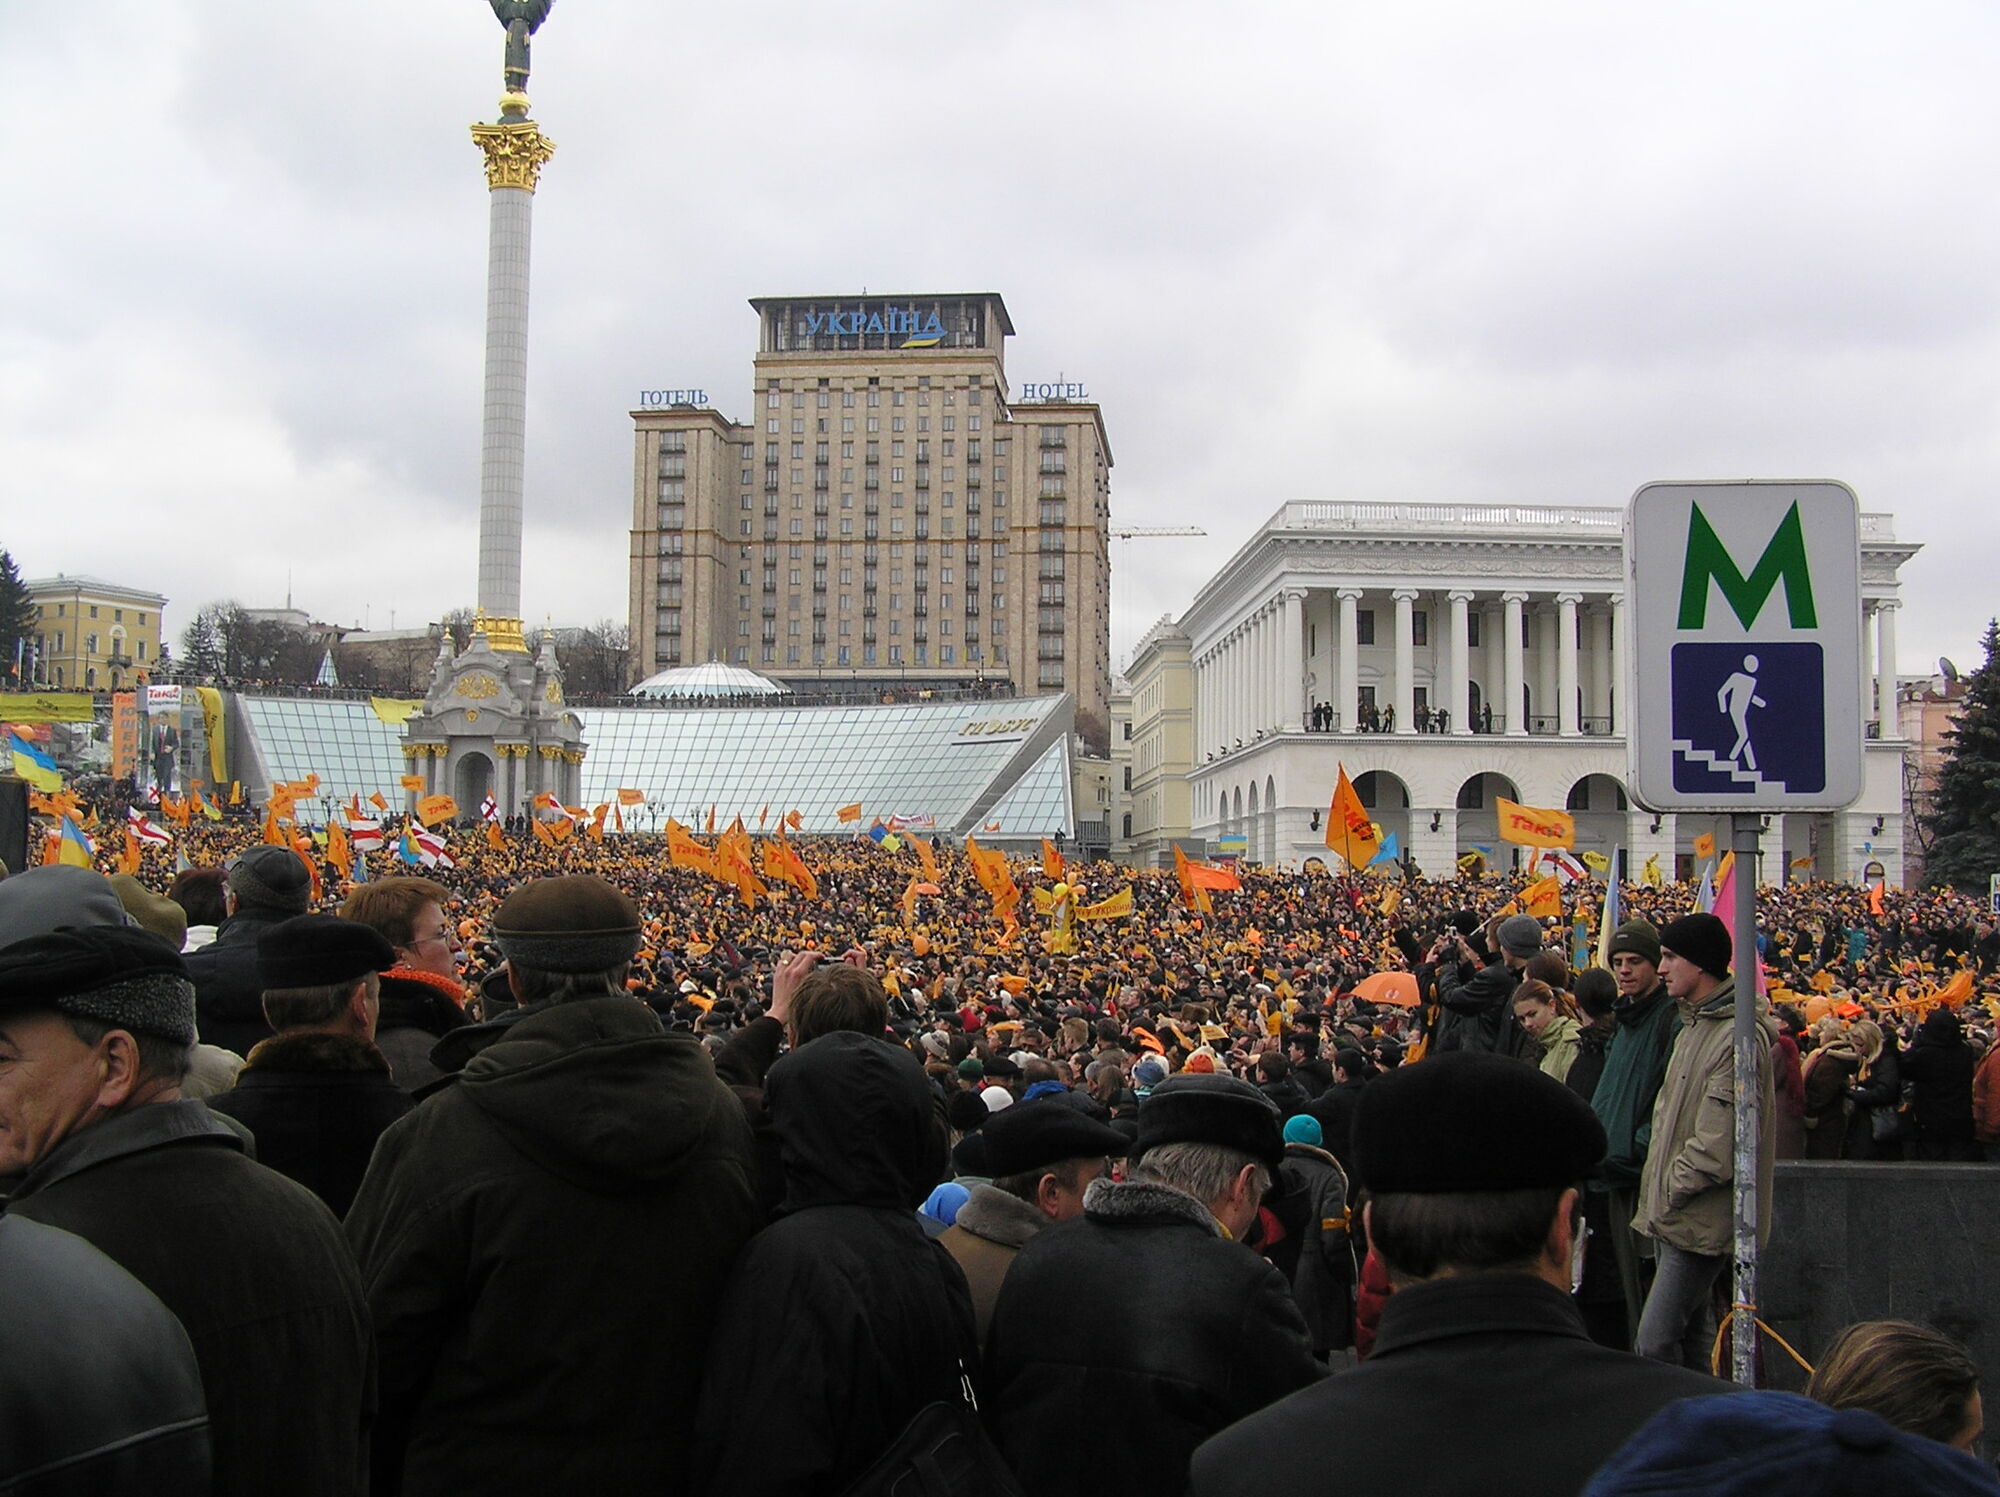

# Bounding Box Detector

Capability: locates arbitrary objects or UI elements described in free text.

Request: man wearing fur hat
[345,875,760,1497]
[984,1073,1320,1495]
[1190,1054,1730,1497]
[206,914,412,1217]
[1633,911,1775,1369]
[0,925,373,1497]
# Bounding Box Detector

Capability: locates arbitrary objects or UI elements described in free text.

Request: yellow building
[627,293,1114,750]
[26,573,167,691]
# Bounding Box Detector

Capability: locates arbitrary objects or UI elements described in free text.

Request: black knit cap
[492,876,642,974]
[1659,912,1733,980]
[258,914,397,990]
[1135,1073,1284,1172]
[0,925,197,1046]
[982,1097,1129,1178]
[1353,1051,1605,1194]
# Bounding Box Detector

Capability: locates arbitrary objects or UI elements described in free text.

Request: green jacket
[1633,979,1776,1257]
[1589,983,1680,1188]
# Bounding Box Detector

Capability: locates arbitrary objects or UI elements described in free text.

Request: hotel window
[1413,610,1429,647]
[1356,610,1376,646]
[1466,612,1481,648]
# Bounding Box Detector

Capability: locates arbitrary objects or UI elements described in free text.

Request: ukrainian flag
[58,815,95,868]
[10,734,62,793]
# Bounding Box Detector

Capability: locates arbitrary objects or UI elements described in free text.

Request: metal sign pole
[1730,811,1762,1385]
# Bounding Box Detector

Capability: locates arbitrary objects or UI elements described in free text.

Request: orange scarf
[383,965,469,1008]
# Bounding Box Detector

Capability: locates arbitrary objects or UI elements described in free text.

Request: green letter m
[1677,501,1817,629]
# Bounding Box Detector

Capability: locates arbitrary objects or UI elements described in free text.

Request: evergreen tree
[1923,619,2000,894]
[0,550,34,685]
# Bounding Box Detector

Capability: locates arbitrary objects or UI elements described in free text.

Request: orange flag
[263,808,288,847]
[836,802,863,825]
[486,821,507,852]
[617,788,645,806]
[611,802,624,834]
[758,803,770,829]
[399,774,425,794]
[1522,875,1562,919]
[705,805,717,835]
[326,819,352,879]
[531,818,556,847]
[1495,798,1577,851]
[415,793,459,828]
[1325,764,1380,870]
[1041,838,1064,881]
[786,809,803,831]
[914,836,940,884]
[117,827,143,876]
[370,792,389,811]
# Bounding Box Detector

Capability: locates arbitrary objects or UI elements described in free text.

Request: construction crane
[1109,525,1207,540]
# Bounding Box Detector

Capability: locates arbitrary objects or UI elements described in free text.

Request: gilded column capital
[470,120,557,192]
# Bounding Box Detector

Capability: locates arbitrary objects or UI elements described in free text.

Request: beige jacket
[1633,978,1775,1256]
[938,1183,1048,1348]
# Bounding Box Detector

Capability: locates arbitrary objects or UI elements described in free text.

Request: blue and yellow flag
[58,815,95,868]
[10,734,62,793]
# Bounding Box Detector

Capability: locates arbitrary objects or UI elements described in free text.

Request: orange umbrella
[1353,971,1420,1008]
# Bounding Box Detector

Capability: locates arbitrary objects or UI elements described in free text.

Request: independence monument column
[468,1,556,651]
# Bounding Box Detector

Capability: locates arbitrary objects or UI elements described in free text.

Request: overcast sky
[8,1,1999,682]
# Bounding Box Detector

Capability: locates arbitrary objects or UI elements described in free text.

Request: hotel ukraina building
[626,293,1113,750]
[1122,501,1918,886]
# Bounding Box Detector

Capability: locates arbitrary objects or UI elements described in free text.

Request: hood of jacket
[767,1030,940,1213]
[1919,1010,1965,1046]
[457,995,739,1194]
[1614,981,1670,1027]
[1684,978,1778,1042]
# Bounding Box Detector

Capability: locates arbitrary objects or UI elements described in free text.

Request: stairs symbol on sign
[1672,739,1785,793]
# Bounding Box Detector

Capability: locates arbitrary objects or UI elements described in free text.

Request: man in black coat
[347,876,759,1497]
[183,845,314,1057]
[1434,912,1543,1057]
[984,1074,1322,1497]
[0,924,374,1497]
[206,914,413,1216]
[691,1028,977,1495]
[1190,1053,1731,1497]
[1306,1046,1371,1181]
[1901,1009,1981,1160]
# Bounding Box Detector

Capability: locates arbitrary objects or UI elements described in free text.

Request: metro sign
[1627,481,1864,812]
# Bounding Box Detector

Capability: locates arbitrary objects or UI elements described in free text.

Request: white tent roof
[629,660,787,700]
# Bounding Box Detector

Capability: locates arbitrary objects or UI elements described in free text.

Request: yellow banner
[1495,798,1577,850]
[1077,886,1133,922]
[371,697,423,726]
[1693,832,1717,862]
[1522,875,1563,919]
[415,793,459,827]
[0,692,95,723]
[195,686,227,785]
[399,774,426,793]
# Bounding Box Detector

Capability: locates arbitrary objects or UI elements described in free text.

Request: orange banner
[415,793,459,828]
[1495,798,1576,851]
[1325,765,1380,870]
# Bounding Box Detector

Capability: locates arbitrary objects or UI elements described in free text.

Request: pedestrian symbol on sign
[1670,642,1825,795]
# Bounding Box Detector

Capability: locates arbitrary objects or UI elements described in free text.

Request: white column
[1448,589,1473,735]
[1875,600,1899,733]
[1558,591,1581,736]
[478,184,535,620]
[1280,589,1304,732]
[1227,632,1241,746]
[1859,603,1876,732]
[1586,604,1611,732]
[1259,606,1274,730]
[1393,588,1417,733]
[1535,605,1557,733]
[1338,588,1360,733]
[1609,592,1626,737]
[1503,591,1527,736]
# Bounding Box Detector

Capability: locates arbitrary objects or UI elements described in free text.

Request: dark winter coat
[6,1100,374,1497]
[205,1031,414,1217]
[1259,1142,1356,1355]
[1258,1075,1312,1120]
[1307,1076,1369,1178]
[1565,1017,1616,1103]
[1901,1011,1977,1137]
[1435,960,1533,1058]
[1801,1041,1861,1159]
[0,1208,211,1497]
[1589,981,1680,1188]
[346,996,760,1497]
[985,1176,1322,1497]
[184,906,295,1056]
[1189,1275,1733,1497]
[370,970,472,1091]
[691,1032,977,1497]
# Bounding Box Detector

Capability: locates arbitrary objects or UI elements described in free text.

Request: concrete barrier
[1760,1160,2000,1391]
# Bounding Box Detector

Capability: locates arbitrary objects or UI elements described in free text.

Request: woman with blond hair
[1799,1019,1861,1160]
[1843,1019,1907,1160]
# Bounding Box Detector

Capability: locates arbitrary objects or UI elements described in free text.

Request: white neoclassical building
[1169,500,1917,884]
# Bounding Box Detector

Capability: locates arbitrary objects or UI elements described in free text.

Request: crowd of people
[5,801,2000,1494]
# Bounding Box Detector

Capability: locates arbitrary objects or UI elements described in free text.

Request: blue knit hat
[1585,1391,1998,1496]
[1282,1114,1323,1147]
